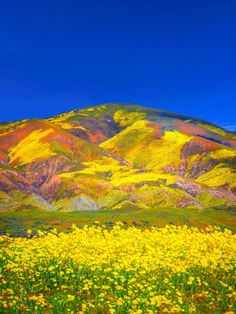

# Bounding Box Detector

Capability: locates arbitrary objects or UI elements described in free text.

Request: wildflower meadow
[0,223,235,313]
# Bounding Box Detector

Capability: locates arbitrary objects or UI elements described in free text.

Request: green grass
[0,206,235,236]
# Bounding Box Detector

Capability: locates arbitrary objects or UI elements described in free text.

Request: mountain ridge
[0,103,235,212]
[1,103,234,137]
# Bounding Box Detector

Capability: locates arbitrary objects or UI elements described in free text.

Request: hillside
[0,104,235,211]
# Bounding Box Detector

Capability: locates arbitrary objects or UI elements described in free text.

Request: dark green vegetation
[0,207,235,236]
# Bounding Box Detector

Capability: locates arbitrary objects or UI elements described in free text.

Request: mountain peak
[0,104,235,212]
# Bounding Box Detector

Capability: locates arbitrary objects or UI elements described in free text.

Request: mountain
[0,104,235,211]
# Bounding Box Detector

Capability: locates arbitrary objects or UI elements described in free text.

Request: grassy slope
[0,207,235,236]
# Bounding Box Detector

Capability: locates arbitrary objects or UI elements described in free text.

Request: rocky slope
[0,104,235,211]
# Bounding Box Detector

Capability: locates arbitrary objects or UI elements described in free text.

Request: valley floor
[0,206,235,236]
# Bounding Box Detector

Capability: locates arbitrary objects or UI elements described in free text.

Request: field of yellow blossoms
[0,223,235,313]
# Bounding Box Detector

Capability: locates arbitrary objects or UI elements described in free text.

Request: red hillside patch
[0,120,50,151]
[87,130,107,143]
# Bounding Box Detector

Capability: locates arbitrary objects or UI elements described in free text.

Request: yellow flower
[67,295,75,301]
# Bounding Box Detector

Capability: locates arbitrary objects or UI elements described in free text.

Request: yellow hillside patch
[48,111,86,130]
[48,111,76,123]
[78,158,126,175]
[100,120,154,152]
[56,122,73,129]
[136,130,192,170]
[0,190,10,199]
[111,171,176,187]
[59,157,126,179]
[114,109,146,128]
[101,124,192,171]
[0,120,29,136]
[196,164,236,189]
[9,129,56,165]
[71,155,176,187]
[209,148,236,159]
[59,171,79,179]
[59,156,176,188]
[61,123,87,130]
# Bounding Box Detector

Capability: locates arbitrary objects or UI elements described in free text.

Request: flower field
[0,224,235,313]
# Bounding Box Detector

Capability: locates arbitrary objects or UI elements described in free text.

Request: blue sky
[0,0,236,129]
